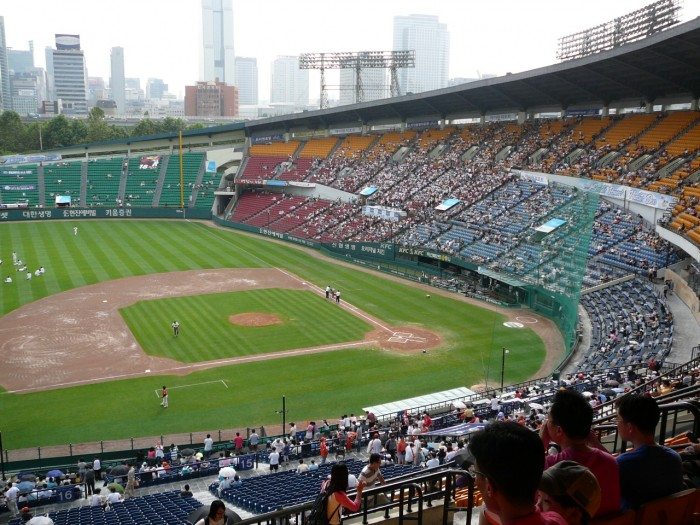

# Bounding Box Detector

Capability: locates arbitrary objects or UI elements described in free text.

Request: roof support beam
[517,79,563,107]
[489,85,526,110]
[609,57,689,94]
[579,66,643,98]
[548,73,602,103]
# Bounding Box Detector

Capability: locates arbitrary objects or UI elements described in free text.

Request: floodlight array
[556,0,681,61]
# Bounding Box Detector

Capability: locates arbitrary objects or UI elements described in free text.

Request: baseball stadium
[1,4,700,525]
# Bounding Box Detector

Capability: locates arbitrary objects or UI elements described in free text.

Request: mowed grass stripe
[120,289,372,362]
[76,225,122,281]
[130,222,196,271]
[90,222,154,275]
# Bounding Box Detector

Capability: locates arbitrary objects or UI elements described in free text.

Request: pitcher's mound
[229,313,282,327]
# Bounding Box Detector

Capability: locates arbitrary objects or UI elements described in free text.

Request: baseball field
[0,220,554,450]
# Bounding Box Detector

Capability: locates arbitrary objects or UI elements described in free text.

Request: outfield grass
[0,220,548,449]
[121,289,372,362]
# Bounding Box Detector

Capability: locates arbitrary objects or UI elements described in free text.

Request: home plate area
[389,331,427,344]
[367,326,441,354]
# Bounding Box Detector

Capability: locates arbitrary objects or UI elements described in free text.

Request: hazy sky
[2,0,699,102]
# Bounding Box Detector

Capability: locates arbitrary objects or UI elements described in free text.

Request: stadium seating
[159,153,205,207]
[0,164,41,207]
[7,491,202,525]
[249,141,300,158]
[87,158,124,207]
[43,162,83,207]
[124,157,159,207]
[579,277,672,371]
[298,137,339,159]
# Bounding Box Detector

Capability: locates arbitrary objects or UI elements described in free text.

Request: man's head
[539,461,601,525]
[368,453,382,471]
[468,422,544,513]
[616,394,660,440]
[548,389,593,442]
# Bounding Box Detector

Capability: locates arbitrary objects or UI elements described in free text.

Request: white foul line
[152,379,228,397]
[274,267,394,333]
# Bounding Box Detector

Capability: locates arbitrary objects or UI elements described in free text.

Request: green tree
[41,115,74,149]
[131,118,158,137]
[0,111,26,153]
[86,106,114,142]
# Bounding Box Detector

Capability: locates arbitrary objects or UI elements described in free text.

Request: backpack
[307,489,340,525]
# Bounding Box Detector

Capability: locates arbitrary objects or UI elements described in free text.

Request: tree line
[0,108,206,155]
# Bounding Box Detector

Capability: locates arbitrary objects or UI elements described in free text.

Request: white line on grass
[152,379,227,397]
[5,341,376,394]
[274,266,393,333]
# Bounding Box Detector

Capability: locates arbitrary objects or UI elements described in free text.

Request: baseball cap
[539,461,601,518]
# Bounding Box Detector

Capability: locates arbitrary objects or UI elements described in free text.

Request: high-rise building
[10,71,41,116]
[125,77,140,90]
[49,34,88,115]
[270,56,308,107]
[200,0,235,85]
[184,80,238,117]
[110,47,126,115]
[339,64,387,106]
[234,57,258,106]
[0,17,11,111]
[393,14,449,95]
[44,46,55,101]
[87,76,106,106]
[8,41,34,74]
[146,78,168,100]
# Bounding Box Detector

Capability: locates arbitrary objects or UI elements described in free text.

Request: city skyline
[1,0,699,104]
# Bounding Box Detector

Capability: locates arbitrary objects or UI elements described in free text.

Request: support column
[284,132,290,142]
[601,106,609,117]
[691,98,699,111]
[645,101,653,113]
[517,111,527,124]
[479,115,485,124]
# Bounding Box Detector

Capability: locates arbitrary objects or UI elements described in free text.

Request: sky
[2,0,699,103]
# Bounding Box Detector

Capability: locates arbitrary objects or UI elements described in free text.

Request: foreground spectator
[541,390,620,518]
[615,395,684,508]
[322,463,365,525]
[538,461,601,525]
[469,422,566,525]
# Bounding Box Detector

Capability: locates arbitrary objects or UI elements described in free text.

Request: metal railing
[230,468,475,525]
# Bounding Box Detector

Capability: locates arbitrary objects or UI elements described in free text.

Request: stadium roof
[246,16,700,133]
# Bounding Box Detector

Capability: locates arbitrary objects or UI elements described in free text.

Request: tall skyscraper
[339,63,387,106]
[146,78,168,100]
[393,14,449,95]
[49,34,88,115]
[110,47,126,115]
[0,17,11,111]
[44,46,55,101]
[234,57,258,105]
[270,56,308,107]
[8,41,34,74]
[200,0,235,85]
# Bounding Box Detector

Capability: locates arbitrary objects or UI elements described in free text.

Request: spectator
[538,461,601,525]
[541,390,620,518]
[106,486,123,504]
[204,434,214,458]
[322,463,365,525]
[180,484,193,498]
[297,459,309,473]
[469,422,566,525]
[194,500,229,525]
[615,395,684,508]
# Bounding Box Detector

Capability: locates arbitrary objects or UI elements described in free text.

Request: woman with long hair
[323,463,365,525]
[195,499,228,525]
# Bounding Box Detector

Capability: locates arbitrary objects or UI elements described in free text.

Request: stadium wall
[0,207,212,222]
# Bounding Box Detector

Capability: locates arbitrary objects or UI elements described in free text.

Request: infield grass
[121,289,372,362]
[0,220,547,448]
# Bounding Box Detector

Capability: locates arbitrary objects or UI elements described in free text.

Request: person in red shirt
[233,432,244,453]
[422,412,433,432]
[323,463,365,525]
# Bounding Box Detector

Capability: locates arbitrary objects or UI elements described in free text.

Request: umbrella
[219,466,236,479]
[582,391,593,398]
[18,473,36,482]
[452,400,466,410]
[17,481,36,493]
[107,482,124,494]
[180,448,195,457]
[601,388,617,398]
[604,379,620,387]
[527,402,544,411]
[46,469,64,479]
[109,465,129,476]
[27,517,54,525]
[188,505,241,524]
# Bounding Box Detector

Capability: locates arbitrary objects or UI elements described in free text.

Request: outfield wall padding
[0,207,212,221]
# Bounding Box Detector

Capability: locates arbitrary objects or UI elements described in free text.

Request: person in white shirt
[268,448,280,471]
[106,487,122,503]
[93,457,102,480]
[367,433,382,455]
[296,459,309,473]
[359,453,388,506]
[425,452,440,468]
[4,484,19,516]
[413,438,423,466]
[405,443,414,464]
[90,488,105,507]
[204,434,214,458]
